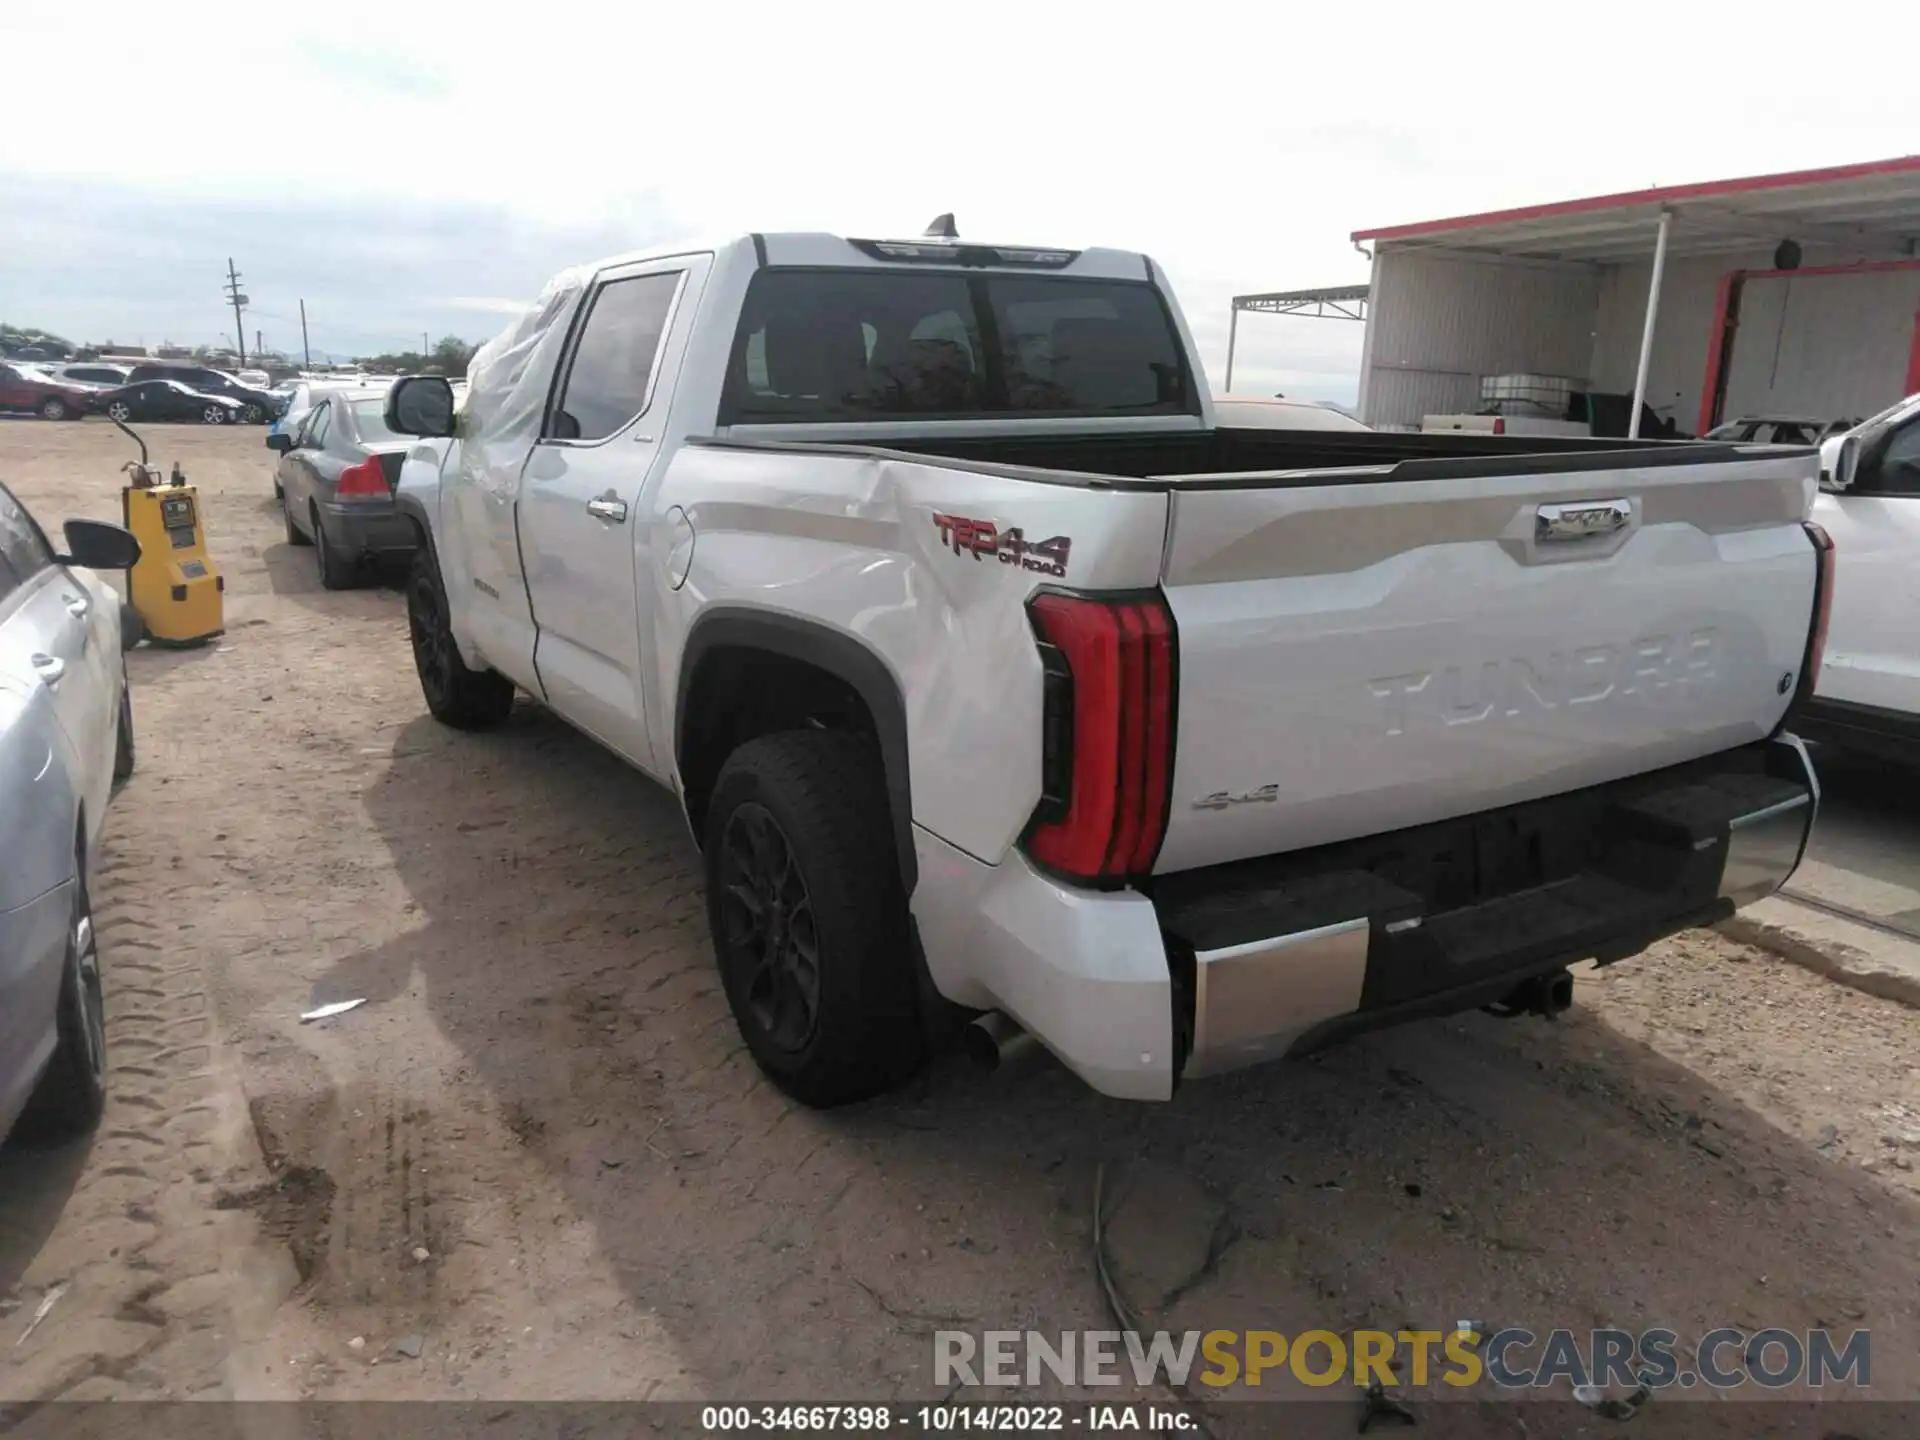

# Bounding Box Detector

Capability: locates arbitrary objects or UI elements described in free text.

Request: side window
[1877,418,1920,496]
[307,402,332,448]
[549,271,682,441]
[0,484,55,589]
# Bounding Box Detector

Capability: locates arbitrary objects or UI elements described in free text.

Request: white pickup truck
[1804,392,1920,760]
[382,227,1831,1107]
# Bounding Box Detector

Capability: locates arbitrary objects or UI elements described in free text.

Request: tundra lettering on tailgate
[1367,630,1720,737]
[932,512,1072,578]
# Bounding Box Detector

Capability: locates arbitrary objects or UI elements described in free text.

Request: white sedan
[0,485,142,1145]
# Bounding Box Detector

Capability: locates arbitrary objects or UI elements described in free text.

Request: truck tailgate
[1153,450,1820,875]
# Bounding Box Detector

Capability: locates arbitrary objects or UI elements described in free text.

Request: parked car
[1800,393,1920,760]
[98,379,245,426]
[267,378,366,449]
[381,228,1830,1109]
[270,388,416,588]
[0,484,142,1145]
[49,363,133,390]
[1707,415,1857,445]
[0,361,97,421]
[122,365,277,424]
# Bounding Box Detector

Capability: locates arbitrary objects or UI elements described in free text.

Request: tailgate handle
[1536,499,1631,542]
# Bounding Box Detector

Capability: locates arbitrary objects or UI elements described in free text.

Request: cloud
[441,297,535,316]
[0,174,680,359]
[1,2,1911,384]
[305,42,451,100]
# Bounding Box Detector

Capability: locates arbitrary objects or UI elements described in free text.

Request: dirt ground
[3,420,1918,1430]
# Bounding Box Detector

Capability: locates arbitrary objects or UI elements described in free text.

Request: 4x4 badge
[932,513,1072,578]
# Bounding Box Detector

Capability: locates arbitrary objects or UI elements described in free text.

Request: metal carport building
[1308,156,1920,434]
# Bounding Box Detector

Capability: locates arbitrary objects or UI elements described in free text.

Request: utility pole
[255,329,262,358]
[300,300,312,369]
[223,258,249,367]
[422,331,430,358]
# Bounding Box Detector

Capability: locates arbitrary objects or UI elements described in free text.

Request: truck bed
[697,423,1823,880]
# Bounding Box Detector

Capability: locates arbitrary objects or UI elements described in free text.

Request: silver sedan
[0,484,142,1146]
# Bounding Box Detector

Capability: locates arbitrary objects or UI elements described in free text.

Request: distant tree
[355,335,478,376]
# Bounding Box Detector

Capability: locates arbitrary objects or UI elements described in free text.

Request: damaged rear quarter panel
[650,442,1169,863]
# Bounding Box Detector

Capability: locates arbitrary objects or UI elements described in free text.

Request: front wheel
[406,549,515,728]
[202,405,227,425]
[704,730,925,1107]
[106,400,132,422]
[238,404,262,424]
[38,397,69,421]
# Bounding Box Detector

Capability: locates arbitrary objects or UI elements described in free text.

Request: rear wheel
[38,396,69,421]
[407,548,515,728]
[201,405,227,425]
[283,493,310,546]
[15,842,108,1143]
[312,508,355,590]
[704,730,924,1107]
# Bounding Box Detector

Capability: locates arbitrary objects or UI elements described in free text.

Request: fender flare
[677,608,916,895]
[393,487,436,557]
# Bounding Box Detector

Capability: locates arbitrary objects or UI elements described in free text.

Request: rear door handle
[586,496,628,523]
[31,653,65,688]
[65,592,91,619]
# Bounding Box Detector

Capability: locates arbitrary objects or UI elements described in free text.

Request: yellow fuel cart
[118,423,223,646]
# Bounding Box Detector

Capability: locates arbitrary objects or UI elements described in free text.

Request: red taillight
[1793,521,1836,708]
[1492,417,1506,435]
[1021,591,1177,886]
[335,456,387,498]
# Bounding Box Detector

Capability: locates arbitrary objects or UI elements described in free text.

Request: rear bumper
[319,501,417,557]
[911,736,1817,1100]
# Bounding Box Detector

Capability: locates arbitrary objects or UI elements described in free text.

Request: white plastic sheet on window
[458,265,591,449]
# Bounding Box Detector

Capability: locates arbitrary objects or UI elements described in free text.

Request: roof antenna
[924,213,958,240]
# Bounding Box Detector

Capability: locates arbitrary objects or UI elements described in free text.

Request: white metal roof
[1353,154,1920,264]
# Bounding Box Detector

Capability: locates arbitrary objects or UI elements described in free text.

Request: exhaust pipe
[963,1011,1045,1074]
[1486,968,1575,1020]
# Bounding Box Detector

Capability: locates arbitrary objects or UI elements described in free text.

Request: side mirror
[56,518,142,571]
[266,432,293,454]
[1819,434,1858,492]
[386,375,456,438]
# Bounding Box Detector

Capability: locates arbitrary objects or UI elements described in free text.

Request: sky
[1,3,1911,402]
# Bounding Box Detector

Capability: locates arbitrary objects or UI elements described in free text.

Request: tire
[406,548,515,729]
[113,674,135,781]
[283,493,310,546]
[313,508,355,590]
[15,841,108,1143]
[704,730,925,1107]
[38,396,69,421]
[239,404,262,424]
[202,405,227,425]
[272,472,283,500]
[106,401,132,422]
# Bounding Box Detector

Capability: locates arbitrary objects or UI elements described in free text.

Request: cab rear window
[722,269,1195,424]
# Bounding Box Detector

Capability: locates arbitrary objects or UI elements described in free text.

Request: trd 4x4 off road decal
[931,513,1072,578]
